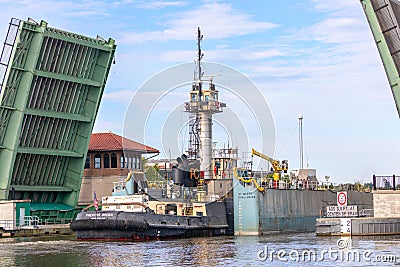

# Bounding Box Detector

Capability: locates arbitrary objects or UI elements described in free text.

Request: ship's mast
[185,27,226,181]
[197,27,203,89]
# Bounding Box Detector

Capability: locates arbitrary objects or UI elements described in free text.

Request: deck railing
[0,216,71,231]
[373,175,400,190]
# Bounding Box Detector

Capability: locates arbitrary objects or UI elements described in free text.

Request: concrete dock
[0,224,72,238]
[316,179,400,236]
[316,217,400,236]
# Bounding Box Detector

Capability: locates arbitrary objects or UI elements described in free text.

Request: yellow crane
[251,148,288,181]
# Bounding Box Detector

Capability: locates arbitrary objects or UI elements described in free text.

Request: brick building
[78,132,159,205]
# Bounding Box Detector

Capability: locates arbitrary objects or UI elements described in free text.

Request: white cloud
[140,1,187,9]
[305,17,368,45]
[160,47,284,62]
[310,0,358,11]
[93,120,123,134]
[118,2,278,43]
[103,89,135,103]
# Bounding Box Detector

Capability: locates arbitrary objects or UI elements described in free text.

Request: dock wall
[316,217,400,236]
[0,224,72,237]
[373,191,400,217]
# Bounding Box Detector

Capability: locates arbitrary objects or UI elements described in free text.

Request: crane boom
[251,148,280,170]
[360,0,400,117]
[251,148,288,181]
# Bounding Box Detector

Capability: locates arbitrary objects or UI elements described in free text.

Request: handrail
[0,216,72,230]
[234,167,323,192]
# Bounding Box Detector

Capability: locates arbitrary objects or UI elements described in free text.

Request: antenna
[197,27,203,97]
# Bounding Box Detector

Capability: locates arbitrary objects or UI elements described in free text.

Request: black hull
[73,226,228,241]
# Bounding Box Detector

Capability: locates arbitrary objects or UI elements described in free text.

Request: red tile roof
[88,132,159,153]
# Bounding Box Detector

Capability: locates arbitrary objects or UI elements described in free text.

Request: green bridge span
[0,18,116,220]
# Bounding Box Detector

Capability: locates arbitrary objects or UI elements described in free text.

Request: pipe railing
[373,175,400,190]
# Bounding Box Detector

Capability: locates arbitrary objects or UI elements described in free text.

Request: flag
[93,191,98,211]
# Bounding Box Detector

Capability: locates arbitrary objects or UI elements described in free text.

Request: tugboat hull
[71,202,229,241]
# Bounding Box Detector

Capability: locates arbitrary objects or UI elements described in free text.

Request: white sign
[337,191,347,206]
[326,205,358,217]
[340,218,352,235]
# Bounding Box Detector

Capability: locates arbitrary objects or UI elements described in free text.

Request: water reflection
[0,233,399,266]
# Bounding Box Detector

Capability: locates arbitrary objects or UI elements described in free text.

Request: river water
[0,233,399,267]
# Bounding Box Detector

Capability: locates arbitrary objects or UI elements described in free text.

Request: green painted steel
[0,18,116,211]
[360,0,400,116]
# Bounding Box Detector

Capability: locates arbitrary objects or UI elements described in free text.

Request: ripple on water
[0,233,399,267]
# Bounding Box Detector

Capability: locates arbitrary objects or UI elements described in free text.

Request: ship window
[220,183,222,188]
[84,155,90,169]
[104,154,110,168]
[94,154,101,169]
[196,212,203,216]
[111,153,117,168]
[191,93,196,101]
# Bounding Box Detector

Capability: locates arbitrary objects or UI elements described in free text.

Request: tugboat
[70,171,229,240]
[70,28,231,240]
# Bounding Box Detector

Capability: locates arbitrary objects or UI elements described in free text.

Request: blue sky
[1,0,399,184]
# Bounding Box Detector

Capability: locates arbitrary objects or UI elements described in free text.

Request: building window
[94,154,101,169]
[111,153,117,168]
[120,156,125,168]
[137,156,141,169]
[132,156,136,169]
[84,155,90,169]
[104,154,110,168]
[133,155,139,169]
